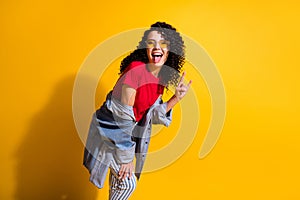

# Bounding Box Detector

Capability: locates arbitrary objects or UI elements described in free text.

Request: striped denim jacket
[83,91,172,188]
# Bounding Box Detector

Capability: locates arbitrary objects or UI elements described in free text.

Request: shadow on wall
[14,75,105,200]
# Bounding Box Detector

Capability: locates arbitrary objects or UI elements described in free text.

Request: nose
[154,42,161,49]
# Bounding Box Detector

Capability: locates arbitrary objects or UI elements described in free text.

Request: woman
[83,22,192,199]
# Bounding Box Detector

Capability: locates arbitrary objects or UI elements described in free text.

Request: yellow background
[1,0,299,199]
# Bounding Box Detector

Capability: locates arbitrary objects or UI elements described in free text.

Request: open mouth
[152,53,163,63]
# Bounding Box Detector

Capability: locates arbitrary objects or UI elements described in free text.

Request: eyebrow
[146,39,168,41]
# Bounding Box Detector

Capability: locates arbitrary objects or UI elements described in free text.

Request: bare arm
[119,84,136,179]
[121,84,136,106]
[166,71,192,112]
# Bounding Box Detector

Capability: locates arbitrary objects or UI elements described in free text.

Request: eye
[159,40,170,48]
[145,40,156,48]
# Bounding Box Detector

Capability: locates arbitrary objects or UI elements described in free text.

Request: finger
[118,166,123,176]
[178,86,188,93]
[119,165,126,179]
[119,173,124,180]
[123,172,128,180]
[178,71,186,85]
[177,79,188,89]
[128,166,132,179]
[177,82,184,88]
[187,80,192,88]
[121,170,127,180]
[178,81,192,92]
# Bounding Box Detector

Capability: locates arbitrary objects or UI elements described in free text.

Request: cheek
[164,51,169,60]
[146,49,152,59]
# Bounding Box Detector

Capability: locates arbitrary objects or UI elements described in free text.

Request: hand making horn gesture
[175,71,192,101]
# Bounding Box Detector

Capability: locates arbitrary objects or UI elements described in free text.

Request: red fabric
[112,61,164,122]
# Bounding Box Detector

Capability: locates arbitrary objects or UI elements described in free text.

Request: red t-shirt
[112,61,164,122]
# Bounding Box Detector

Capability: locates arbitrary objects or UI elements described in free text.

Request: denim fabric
[83,91,173,188]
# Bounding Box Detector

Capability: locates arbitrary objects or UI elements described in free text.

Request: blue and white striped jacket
[83,91,172,188]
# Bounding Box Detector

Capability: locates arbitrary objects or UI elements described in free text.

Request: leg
[109,159,137,200]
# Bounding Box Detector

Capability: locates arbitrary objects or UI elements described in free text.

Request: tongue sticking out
[153,55,162,63]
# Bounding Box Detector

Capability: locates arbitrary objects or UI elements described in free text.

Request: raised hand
[175,71,192,101]
[166,71,192,112]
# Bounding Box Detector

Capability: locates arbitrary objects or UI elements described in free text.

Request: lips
[152,52,163,63]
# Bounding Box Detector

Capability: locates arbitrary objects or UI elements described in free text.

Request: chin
[149,59,166,67]
[154,63,164,67]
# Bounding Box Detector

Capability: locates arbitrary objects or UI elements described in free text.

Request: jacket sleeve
[98,94,137,164]
[151,102,173,127]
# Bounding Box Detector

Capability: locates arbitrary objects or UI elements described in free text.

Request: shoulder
[127,61,146,71]
[122,61,147,76]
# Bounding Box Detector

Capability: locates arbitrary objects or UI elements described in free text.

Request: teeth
[152,53,162,57]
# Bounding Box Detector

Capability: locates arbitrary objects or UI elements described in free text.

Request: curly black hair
[119,22,185,87]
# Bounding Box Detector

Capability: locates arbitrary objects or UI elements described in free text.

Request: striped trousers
[109,158,137,200]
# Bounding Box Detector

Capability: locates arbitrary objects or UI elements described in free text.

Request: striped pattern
[109,159,137,200]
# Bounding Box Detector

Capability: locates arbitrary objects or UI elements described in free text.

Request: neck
[147,64,161,77]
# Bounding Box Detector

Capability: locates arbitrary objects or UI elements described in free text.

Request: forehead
[147,30,165,40]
